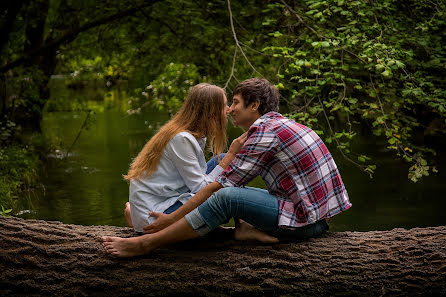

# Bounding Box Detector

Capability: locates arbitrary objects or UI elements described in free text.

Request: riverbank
[0,142,41,212]
[1,216,445,296]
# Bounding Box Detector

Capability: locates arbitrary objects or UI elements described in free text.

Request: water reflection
[14,80,446,232]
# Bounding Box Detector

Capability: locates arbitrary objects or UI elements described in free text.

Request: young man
[102,78,352,257]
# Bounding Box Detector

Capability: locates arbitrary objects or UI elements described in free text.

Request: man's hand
[143,212,175,234]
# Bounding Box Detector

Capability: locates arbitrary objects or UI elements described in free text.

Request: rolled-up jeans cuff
[184,208,212,237]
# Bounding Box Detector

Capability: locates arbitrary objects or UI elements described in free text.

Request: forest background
[0,0,445,218]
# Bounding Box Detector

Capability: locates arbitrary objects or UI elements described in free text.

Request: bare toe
[102,236,113,242]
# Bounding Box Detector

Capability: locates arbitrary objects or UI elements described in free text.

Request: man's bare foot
[124,202,133,228]
[234,219,279,243]
[102,235,154,258]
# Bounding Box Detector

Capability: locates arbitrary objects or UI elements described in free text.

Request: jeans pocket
[275,219,329,242]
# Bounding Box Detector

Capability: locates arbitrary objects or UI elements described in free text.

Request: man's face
[229,94,259,129]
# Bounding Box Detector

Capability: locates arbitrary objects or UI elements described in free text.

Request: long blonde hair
[125,83,227,180]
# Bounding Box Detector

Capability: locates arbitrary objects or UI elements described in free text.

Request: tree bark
[1,216,445,296]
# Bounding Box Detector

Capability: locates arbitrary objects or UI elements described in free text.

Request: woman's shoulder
[171,131,196,143]
[168,131,201,149]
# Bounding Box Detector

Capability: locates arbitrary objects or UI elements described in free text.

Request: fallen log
[1,216,445,296]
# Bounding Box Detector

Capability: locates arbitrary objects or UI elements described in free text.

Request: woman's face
[223,94,230,119]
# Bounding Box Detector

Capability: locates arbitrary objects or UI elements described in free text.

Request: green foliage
[0,205,12,217]
[62,56,131,89]
[129,63,202,115]
[0,118,17,143]
[261,0,446,182]
[1,66,47,132]
[2,0,445,183]
[0,145,40,209]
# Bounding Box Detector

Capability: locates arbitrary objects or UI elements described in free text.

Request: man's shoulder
[256,112,309,134]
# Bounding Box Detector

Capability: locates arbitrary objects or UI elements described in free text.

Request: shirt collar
[197,136,206,151]
[251,111,282,127]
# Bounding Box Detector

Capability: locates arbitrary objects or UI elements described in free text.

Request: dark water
[15,78,446,232]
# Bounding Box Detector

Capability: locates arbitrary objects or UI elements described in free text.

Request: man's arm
[143,133,246,234]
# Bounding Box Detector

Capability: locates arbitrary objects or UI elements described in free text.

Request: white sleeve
[167,134,224,193]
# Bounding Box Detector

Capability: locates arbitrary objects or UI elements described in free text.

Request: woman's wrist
[219,152,236,169]
[169,210,183,223]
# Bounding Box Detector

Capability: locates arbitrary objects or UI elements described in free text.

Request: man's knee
[210,187,240,210]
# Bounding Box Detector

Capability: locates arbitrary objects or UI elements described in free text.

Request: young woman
[124,83,233,233]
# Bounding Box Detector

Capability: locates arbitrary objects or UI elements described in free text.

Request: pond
[14,78,446,232]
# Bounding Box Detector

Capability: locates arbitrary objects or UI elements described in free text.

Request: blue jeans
[163,153,227,214]
[185,187,329,241]
[205,153,226,174]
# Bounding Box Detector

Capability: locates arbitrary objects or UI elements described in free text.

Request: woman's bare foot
[124,202,133,228]
[102,234,155,258]
[234,219,279,243]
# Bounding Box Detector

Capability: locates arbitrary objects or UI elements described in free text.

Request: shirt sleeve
[167,134,224,193]
[216,126,277,188]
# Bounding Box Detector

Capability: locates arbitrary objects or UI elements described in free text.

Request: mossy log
[1,216,445,296]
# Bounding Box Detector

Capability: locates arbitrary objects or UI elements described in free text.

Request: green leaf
[375,64,385,71]
[388,137,397,144]
[395,60,405,68]
[270,31,283,38]
[321,41,330,47]
[381,69,392,77]
[348,98,358,104]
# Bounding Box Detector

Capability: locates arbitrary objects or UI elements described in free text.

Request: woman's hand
[143,212,176,234]
[228,131,248,155]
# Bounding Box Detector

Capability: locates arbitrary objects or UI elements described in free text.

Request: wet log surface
[1,216,445,296]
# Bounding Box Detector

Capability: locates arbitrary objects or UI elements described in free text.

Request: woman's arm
[143,181,222,233]
[143,132,247,234]
[167,134,219,193]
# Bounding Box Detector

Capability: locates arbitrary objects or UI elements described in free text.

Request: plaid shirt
[216,112,351,228]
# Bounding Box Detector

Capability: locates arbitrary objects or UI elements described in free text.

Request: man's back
[217,111,352,228]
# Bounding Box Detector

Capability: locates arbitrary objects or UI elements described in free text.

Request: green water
[15,78,446,232]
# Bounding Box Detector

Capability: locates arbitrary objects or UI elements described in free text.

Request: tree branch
[223,47,238,90]
[0,0,161,73]
[227,0,262,77]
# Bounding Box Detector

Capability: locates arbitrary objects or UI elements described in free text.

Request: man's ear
[250,100,260,112]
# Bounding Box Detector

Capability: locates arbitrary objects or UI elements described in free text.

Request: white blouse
[129,131,224,232]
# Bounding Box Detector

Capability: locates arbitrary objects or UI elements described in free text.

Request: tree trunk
[19,0,50,131]
[1,216,445,296]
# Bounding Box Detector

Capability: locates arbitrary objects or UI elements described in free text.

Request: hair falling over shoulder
[124,83,228,181]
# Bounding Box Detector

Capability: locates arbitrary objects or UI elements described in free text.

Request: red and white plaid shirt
[216,112,352,228]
